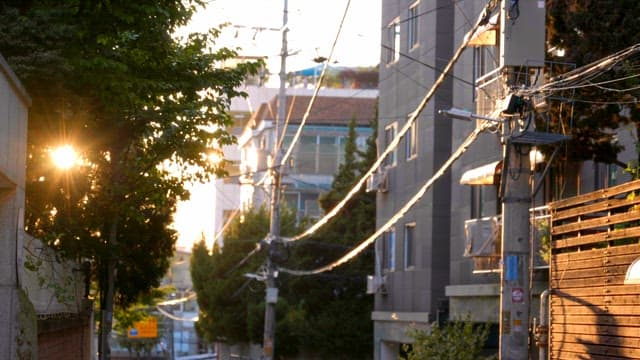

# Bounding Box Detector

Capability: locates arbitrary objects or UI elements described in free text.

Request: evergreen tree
[546,1,640,165]
[283,113,378,359]
[191,206,302,356]
[192,109,378,359]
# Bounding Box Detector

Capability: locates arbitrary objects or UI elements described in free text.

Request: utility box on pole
[500,0,546,68]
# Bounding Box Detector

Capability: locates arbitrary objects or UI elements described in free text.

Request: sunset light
[51,145,78,170]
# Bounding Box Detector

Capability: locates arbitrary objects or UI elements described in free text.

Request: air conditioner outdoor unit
[464,216,502,272]
[464,216,501,257]
[365,169,388,193]
[366,275,388,294]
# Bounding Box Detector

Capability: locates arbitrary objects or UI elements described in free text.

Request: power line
[278,1,351,169]
[156,305,198,322]
[280,0,498,244]
[221,0,496,274]
[523,43,640,96]
[278,120,493,275]
[381,44,476,88]
[211,207,240,247]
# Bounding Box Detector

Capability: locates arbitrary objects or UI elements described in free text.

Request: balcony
[464,206,549,273]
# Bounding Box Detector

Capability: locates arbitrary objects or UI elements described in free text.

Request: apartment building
[237,90,378,221]
[373,1,637,359]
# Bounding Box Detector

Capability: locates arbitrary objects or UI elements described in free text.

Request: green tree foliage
[546,0,640,165]
[281,115,378,359]
[404,316,494,360]
[0,0,260,348]
[190,206,301,354]
[191,113,378,358]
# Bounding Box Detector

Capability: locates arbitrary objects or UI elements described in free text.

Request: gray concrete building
[373,1,638,359]
[373,1,459,358]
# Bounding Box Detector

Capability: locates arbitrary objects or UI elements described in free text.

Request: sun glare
[51,145,78,170]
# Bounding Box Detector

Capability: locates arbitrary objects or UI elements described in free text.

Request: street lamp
[438,108,504,123]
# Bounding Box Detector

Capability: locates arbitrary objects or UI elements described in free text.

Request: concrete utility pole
[262,1,287,359]
[494,0,546,358]
[498,118,531,360]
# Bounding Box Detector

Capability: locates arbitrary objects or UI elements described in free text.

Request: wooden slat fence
[548,179,640,359]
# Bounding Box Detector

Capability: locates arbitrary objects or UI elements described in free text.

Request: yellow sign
[127,317,158,339]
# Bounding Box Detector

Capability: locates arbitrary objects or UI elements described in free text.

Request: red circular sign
[512,288,524,303]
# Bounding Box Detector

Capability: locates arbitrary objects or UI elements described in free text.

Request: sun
[51,145,78,170]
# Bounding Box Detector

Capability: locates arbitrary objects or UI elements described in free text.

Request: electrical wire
[536,73,640,93]
[381,43,476,88]
[156,305,198,322]
[278,120,494,275]
[523,43,640,96]
[211,207,240,247]
[224,243,262,277]
[279,0,351,169]
[157,292,196,306]
[281,0,498,243]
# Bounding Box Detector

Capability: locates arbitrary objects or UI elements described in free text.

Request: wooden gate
[549,179,640,359]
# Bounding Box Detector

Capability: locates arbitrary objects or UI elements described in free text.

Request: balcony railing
[464,205,550,273]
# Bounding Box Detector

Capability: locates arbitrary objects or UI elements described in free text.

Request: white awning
[460,161,502,185]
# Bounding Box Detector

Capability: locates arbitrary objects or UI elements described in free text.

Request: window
[405,121,417,160]
[296,135,317,173]
[318,136,338,174]
[383,229,396,271]
[404,223,415,269]
[408,2,419,50]
[470,185,483,219]
[291,134,350,175]
[471,185,501,218]
[386,19,400,64]
[384,123,397,167]
[472,46,499,102]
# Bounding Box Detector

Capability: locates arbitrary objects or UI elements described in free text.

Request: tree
[0,1,260,358]
[192,113,378,358]
[281,114,378,359]
[545,1,640,165]
[404,316,494,360]
[191,206,302,355]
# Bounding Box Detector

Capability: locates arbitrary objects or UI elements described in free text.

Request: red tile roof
[249,95,377,127]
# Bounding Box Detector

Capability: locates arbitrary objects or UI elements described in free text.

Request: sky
[172,0,382,251]
[177,0,382,81]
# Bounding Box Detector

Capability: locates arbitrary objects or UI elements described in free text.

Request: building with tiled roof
[238,91,377,221]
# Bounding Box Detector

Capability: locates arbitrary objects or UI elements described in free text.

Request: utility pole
[498,115,531,360]
[494,1,546,358]
[263,1,287,359]
[99,221,118,360]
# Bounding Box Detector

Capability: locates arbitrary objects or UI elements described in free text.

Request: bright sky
[178,0,382,75]
[172,0,381,251]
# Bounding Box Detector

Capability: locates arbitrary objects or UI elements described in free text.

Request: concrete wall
[0,52,33,360]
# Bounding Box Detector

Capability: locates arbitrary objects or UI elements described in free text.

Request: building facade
[374,1,457,357]
[0,53,35,359]
[238,90,378,222]
[374,1,638,359]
